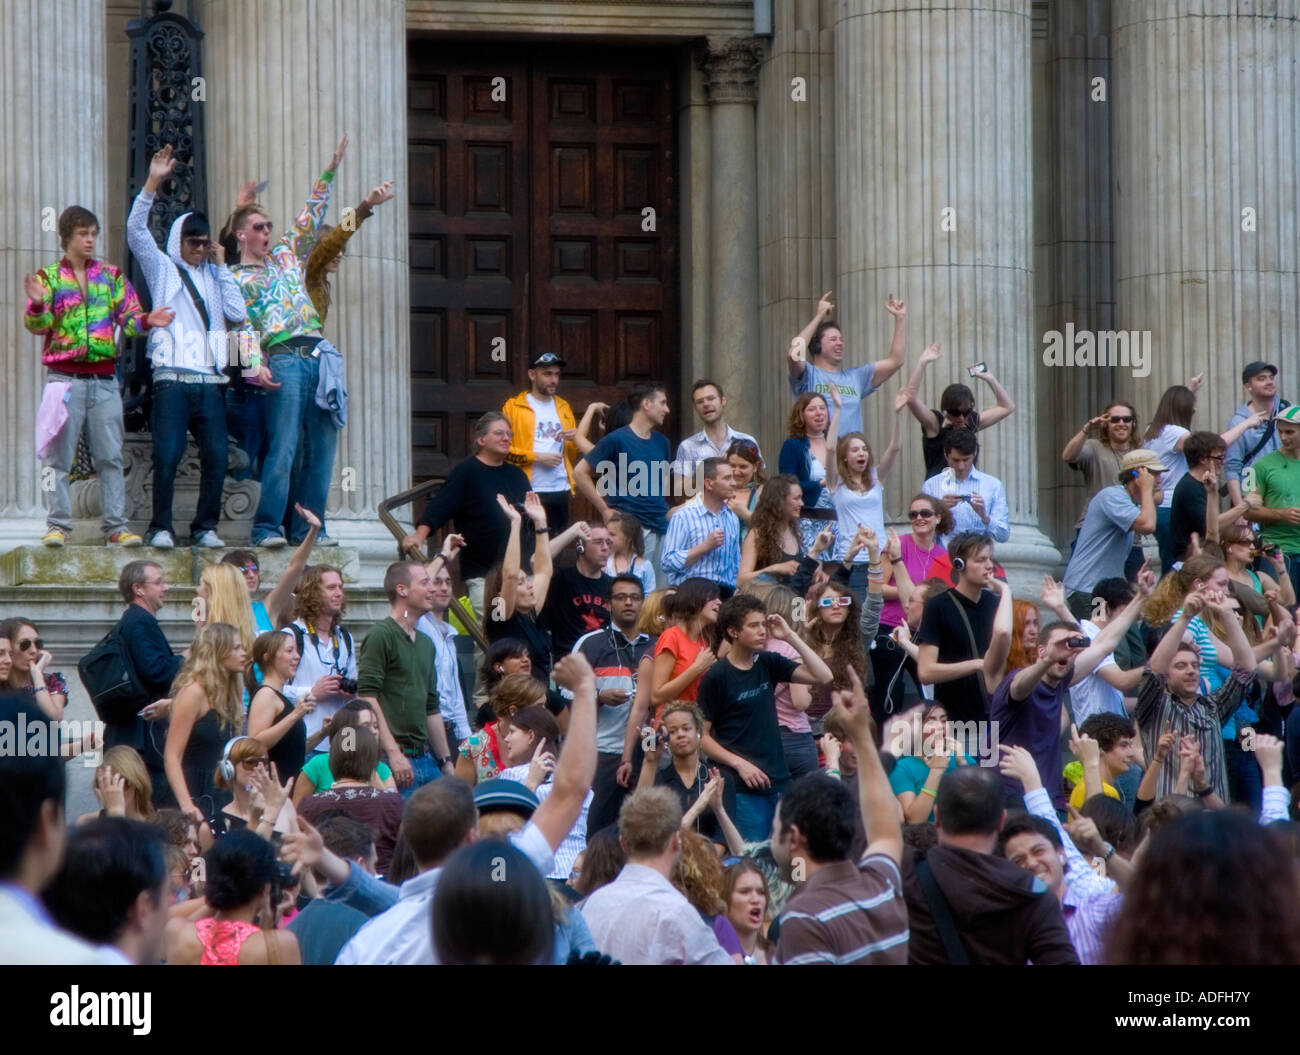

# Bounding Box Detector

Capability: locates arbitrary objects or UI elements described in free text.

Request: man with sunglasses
[230,134,347,549]
[1169,431,1258,565]
[129,146,249,550]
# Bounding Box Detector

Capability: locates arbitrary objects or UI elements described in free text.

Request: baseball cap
[1242,361,1277,383]
[530,351,566,368]
[1273,405,1300,424]
[1120,450,1165,474]
[473,778,539,817]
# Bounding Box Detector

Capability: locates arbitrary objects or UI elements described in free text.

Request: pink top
[769,639,811,734]
[195,918,262,965]
[879,534,946,628]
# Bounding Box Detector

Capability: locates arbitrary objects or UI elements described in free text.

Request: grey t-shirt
[1063,485,1140,595]
[790,361,878,435]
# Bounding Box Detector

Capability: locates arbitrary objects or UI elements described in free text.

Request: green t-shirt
[357,617,440,756]
[301,752,392,793]
[1250,449,1300,552]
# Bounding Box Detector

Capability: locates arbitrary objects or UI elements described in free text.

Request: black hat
[530,351,566,368]
[1242,361,1277,383]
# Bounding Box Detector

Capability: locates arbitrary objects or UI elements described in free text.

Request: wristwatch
[1101,842,1116,861]
[438,754,455,766]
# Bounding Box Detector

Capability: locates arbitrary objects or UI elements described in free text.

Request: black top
[914,587,1000,723]
[542,565,613,655]
[256,686,306,783]
[109,604,185,753]
[486,610,554,683]
[1169,472,1209,564]
[921,408,982,479]
[697,651,800,790]
[655,759,720,841]
[416,455,531,579]
[153,708,232,822]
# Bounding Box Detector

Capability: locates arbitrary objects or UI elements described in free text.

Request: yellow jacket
[502,391,579,490]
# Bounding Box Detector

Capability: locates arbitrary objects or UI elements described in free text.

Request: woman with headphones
[211,735,294,838]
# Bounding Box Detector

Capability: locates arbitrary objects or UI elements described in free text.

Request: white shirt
[415,613,472,741]
[335,821,555,965]
[674,425,760,480]
[1067,619,1127,724]
[527,394,569,492]
[500,763,591,881]
[580,863,733,965]
[1144,425,1190,508]
[830,471,886,562]
[284,619,359,751]
[0,884,123,965]
[920,466,1011,545]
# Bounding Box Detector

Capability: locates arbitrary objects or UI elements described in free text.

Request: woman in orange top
[650,577,722,723]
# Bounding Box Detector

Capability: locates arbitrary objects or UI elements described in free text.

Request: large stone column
[1112,2,1300,428]
[196,0,410,572]
[0,0,108,549]
[701,37,763,427]
[834,0,1058,590]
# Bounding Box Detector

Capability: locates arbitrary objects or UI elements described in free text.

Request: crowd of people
[10,157,1300,965]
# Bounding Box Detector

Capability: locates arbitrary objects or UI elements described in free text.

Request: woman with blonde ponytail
[162,623,249,825]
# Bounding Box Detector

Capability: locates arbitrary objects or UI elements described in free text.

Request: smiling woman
[0,616,67,720]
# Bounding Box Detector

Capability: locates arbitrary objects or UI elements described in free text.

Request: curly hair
[907,493,954,538]
[802,581,866,691]
[1105,811,1300,964]
[1142,553,1226,629]
[291,565,346,628]
[671,829,727,916]
[787,393,829,439]
[170,623,244,735]
[749,474,802,571]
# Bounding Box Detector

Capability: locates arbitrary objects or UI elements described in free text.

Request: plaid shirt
[25,258,150,374]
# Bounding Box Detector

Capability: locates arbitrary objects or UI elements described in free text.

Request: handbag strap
[946,589,990,711]
[1240,399,1290,468]
[176,267,212,332]
[917,857,969,965]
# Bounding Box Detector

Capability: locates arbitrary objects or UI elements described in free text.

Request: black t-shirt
[655,759,720,842]
[1169,472,1209,564]
[543,565,613,655]
[697,651,800,787]
[914,587,1000,723]
[417,456,531,579]
[921,409,982,479]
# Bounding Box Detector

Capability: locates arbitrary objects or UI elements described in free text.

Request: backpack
[78,620,149,725]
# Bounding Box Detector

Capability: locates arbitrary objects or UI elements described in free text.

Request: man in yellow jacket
[502,352,580,532]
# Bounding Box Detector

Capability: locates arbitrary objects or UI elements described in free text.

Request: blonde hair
[671,829,727,915]
[618,787,682,855]
[489,673,546,723]
[200,563,256,652]
[172,622,245,735]
[98,746,153,818]
[635,589,674,636]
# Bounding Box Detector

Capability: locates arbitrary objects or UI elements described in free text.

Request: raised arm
[1220,410,1269,451]
[573,402,607,456]
[767,615,833,686]
[532,655,598,853]
[547,520,589,560]
[832,668,902,864]
[1204,590,1257,673]
[1069,563,1156,685]
[876,392,906,480]
[871,295,907,385]
[522,493,554,609]
[788,291,834,380]
[496,495,524,620]
[1061,417,1109,463]
[900,342,943,435]
[127,146,174,272]
[284,134,345,258]
[972,367,1015,429]
[264,504,320,628]
[984,578,1014,690]
[822,388,842,490]
[1147,600,1198,677]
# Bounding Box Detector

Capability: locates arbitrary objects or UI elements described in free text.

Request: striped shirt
[774,854,910,965]
[1134,668,1250,801]
[661,499,741,588]
[499,764,591,882]
[571,625,654,755]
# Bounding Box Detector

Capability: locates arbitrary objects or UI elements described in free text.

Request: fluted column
[0,0,107,547]
[834,0,1057,589]
[1112,1,1300,427]
[701,38,763,426]
[196,0,409,560]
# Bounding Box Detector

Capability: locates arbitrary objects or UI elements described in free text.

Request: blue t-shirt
[584,426,673,533]
[790,362,878,435]
[1063,484,1139,595]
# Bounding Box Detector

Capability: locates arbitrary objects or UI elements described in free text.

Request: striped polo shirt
[775,853,910,965]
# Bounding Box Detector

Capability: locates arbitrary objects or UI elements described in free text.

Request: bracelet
[826,768,840,777]
[919,786,937,798]
[536,527,550,534]
[1193,783,1214,798]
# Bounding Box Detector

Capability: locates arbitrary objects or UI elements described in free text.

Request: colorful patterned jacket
[231,169,334,349]
[24,258,151,375]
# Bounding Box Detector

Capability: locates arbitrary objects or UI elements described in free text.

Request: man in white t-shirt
[503,351,580,533]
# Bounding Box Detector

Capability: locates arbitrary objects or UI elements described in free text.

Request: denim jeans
[733,783,786,843]
[225,384,268,481]
[780,728,820,780]
[149,380,229,537]
[398,748,443,801]
[254,347,339,543]
[43,374,127,534]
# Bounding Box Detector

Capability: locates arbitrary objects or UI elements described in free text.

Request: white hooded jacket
[126,189,247,374]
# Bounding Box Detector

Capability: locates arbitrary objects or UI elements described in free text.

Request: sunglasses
[250,221,273,233]
[184,237,211,248]
[239,564,259,575]
[818,596,852,608]
[238,757,269,768]
[1107,415,1134,424]
[944,408,972,419]
[18,638,43,651]
[908,510,936,520]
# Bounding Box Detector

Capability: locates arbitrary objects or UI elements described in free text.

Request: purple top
[990,669,1070,810]
[880,534,946,628]
[712,913,744,956]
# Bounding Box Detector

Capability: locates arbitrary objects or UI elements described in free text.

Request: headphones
[576,539,585,555]
[952,556,965,571]
[219,735,252,782]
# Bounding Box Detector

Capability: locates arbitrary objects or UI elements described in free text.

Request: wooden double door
[407,41,680,484]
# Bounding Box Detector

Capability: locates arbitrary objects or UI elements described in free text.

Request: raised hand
[146,144,177,190]
[439,532,466,561]
[816,290,834,317]
[526,750,557,790]
[885,526,902,562]
[552,652,597,693]
[96,768,128,816]
[1152,730,1176,766]
[1134,558,1157,597]
[294,503,323,531]
[23,272,47,303]
[997,743,1042,791]
[329,132,349,171]
[365,179,396,207]
[235,180,260,208]
[1185,371,1205,392]
[765,613,792,642]
[496,493,522,523]
[920,341,942,364]
[1041,575,1066,610]
[884,294,906,320]
[893,388,911,414]
[1065,807,1108,857]
[811,527,835,557]
[1069,723,1100,768]
[828,666,874,743]
[523,491,548,529]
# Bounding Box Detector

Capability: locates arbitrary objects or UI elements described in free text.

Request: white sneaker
[193,530,225,548]
[148,530,176,549]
